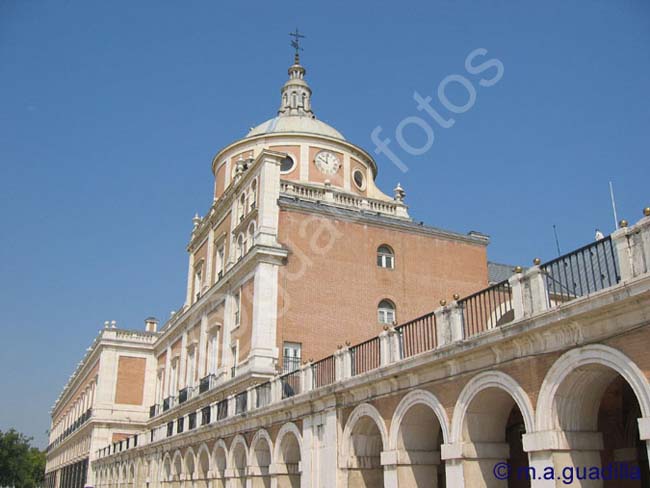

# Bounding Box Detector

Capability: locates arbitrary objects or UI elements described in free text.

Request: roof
[488,261,519,284]
[246,115,345,140]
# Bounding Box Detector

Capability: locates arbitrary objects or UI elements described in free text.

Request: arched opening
[184,450,195,487]
[395,403,445,487]
[346,412,386,487]
[128,463,135,488]
[213,443,228,488]
[248,222,256,249]
[542,362,649,487]
[172,452,183,488]
[162,456,172,486]
[276,427,302,488]
[461,387,529,488]
[231,440,248,488]
[250,433,272,488]
[197,447,210,488]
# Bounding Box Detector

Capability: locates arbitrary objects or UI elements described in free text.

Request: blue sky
[0,1,648,447]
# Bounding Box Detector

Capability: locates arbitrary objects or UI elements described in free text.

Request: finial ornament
[394,183,406,202]
[289,28,305,61]
[533,257,541,265]
[619,219,628,228]
[643,207,650,217]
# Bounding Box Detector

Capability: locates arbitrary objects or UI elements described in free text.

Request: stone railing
[95,209,650,461]
[280,181,409,219]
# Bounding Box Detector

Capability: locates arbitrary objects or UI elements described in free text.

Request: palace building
[44,51,650,488]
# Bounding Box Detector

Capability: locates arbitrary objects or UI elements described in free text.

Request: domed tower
[168,49,488,395]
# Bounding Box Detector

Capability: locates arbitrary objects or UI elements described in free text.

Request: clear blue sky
[0,1,648,447]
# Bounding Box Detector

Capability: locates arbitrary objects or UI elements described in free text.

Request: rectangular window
[233,291,241,325]
[208,333,219,374]
[283,342,302,373]
[216,246,225,279]
[231,343,238,378]
[186,350,195,388]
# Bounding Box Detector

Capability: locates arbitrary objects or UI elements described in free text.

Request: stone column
[523,430,605,488]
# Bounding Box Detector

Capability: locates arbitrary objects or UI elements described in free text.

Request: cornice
[278,197,490,247]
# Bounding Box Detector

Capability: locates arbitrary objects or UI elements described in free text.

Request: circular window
[280,156,295,173]
[353,169,365,190]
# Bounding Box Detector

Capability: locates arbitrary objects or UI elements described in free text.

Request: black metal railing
[459,279,514,338]
[217,399,228,420]
[235,392,247,414]
[350,336,381,376]
[282,355,301,374]
[395,311,437,359]
[201,406,211,425]
[312,355,336,389]
[540,236,620,304]
[280,369,301,399]
[256,382,272,408]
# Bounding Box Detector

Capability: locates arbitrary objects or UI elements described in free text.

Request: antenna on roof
[552,224,561,257]
[609,181,619,231]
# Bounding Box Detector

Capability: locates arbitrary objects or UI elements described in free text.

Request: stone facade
[45,52,650,488]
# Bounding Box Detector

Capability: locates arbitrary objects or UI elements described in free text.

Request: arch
[228,434,249,486]
[343,403,389,453]
[172,450,183,479]
[250,429,273,485]
[212,438,228,475]
[273,422,303,462]
[249,429,274,465]
[450,370,535,443]
[196,443,211,479]
[160,453,172,482]
[184,447,196,480]
[274,423,303,486]
[388,389,450,450]
[536,344,650,432]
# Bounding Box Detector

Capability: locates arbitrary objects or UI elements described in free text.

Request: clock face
[314,150,340,175]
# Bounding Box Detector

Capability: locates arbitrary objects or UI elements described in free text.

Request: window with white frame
[282,342,301,373]
[377,245,395,269]
[193,265,203,300]
[230,343,238,378]
[377,300,396,324]
[216,244,225,278]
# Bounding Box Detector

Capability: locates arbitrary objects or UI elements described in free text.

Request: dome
[246,115,345,140]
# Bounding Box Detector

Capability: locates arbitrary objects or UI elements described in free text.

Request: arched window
[247,222,256,248]
[239,194,246,221]
[250,179,257,209]
[237,235,244,260]
[377,245,395,269]
[378,300,396,324]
